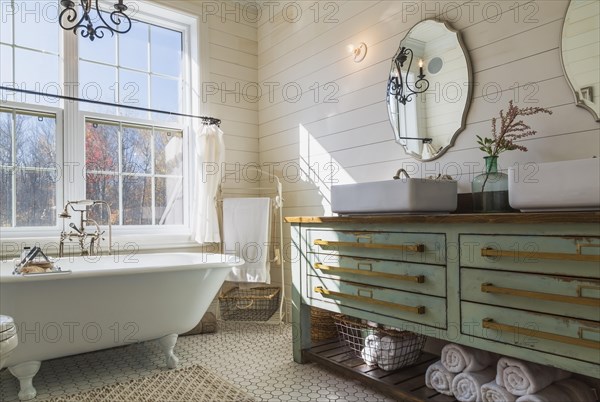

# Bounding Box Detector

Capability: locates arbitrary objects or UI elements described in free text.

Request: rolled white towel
[442,343,496,373]
[364,334,380,349]
[496,357,570,396]
[379,336,397,353]
[361,346,378,366]
[375,336,397,370]
[514,384,571,402]
[481,381,516,402]
[452,367,496,402]
[555,378,597,402]
[425,360,455,396]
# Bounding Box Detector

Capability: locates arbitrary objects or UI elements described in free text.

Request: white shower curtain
[192,123,225,244]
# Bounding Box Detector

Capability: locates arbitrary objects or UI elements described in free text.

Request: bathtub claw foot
[8,361,41,401]
[158,334,179,369]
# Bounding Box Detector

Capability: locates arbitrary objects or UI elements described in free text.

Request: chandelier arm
[58,6,86,31]
[94,0,133,35]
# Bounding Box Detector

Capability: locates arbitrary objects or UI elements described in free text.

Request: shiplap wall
[154,0,259,195]
[256,0,600,311]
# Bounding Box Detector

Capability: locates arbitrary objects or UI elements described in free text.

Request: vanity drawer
[461,268,600,321]
[461,301,600,368]
[460,234,600,277]
[308,252,446,297]
[307,229,445,265]
[308,275,447,328]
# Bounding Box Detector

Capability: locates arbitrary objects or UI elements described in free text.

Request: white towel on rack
[223,198,271,283]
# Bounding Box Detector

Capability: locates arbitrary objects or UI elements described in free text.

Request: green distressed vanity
[287,212,600,400]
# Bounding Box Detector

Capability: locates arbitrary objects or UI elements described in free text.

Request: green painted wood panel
[461,301,600,370]
[307,275,447,328]
[291,218,600,378]
[308,252,446,297]
[307,229,446,265]
[461,268,600,321]
[460,234,600,277]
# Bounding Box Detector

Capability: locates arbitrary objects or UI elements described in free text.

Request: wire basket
[219,287,280,321]
[310,307,338,342]
[334,315,425,371]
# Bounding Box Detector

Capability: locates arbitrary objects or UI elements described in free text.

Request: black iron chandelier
[59,0,132,41]
[387,47,430,105]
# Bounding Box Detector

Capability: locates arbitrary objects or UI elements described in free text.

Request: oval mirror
[387,20,473,161]
[561,0,600,121]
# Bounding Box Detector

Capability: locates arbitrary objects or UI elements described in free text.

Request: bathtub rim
[0,252,243,283]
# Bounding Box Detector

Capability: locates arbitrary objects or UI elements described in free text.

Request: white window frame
[1,1,204,251]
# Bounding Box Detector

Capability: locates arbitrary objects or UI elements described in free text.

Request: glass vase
[471,156,511,212]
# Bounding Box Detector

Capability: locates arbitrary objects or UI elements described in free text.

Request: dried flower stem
[476,100,552,192]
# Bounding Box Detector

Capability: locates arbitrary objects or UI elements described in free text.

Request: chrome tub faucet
[58,200,113,257]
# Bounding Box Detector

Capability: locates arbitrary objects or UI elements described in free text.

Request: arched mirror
[561,0,600,121]
[387,20,473,161]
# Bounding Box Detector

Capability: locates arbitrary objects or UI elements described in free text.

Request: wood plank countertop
[285,212,600,225]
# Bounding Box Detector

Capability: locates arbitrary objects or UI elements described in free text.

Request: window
[0,1,198,240]
[0,108,58,227]
[85,120,183,226]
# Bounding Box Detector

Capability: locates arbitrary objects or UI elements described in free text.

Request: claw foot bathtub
[0,252,242,400]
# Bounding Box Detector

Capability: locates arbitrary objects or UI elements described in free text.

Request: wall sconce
[352,42,368,63]
[387,47,429,104]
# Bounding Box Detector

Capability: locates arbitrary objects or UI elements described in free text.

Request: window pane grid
[2,1,192,235]
[86,119,183,226]
[1,108,57,228]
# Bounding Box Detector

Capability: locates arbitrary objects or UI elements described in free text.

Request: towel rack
[217,167,286,323]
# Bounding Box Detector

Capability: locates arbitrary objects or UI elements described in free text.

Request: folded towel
[496,357,570,396]
[555,378,597,402]
[442,343,496,373]
[223,197,271,283]
[514,384,571,402]
[481,381,516,402]
[452,367,496,402]
[425,360,455,396]
[361,347,378,366]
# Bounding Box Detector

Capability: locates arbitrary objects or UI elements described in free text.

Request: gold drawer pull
[481,247,600,262]
[482,318,600,350]
[314,286,425,315]
[481,283,600,307]
[314,239,424,252]
[315,263,425,283]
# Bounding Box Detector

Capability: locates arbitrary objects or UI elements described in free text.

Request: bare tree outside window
[85,120,183,226]
[0,109,57,227]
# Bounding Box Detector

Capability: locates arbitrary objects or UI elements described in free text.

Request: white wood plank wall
[153,1,599,315]
[254,0,600,310]
[154,0,260,196]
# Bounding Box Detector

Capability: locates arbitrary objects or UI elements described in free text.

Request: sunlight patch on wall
[298,124,355,215]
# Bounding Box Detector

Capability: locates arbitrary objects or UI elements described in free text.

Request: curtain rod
[0,86,221,126]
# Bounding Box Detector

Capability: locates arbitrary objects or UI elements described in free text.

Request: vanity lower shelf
[303,338,457,402]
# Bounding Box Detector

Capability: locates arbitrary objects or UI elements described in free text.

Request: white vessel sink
[508,158,600,211]
[331,178,457,214]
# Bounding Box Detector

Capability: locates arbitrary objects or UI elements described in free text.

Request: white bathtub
[0,252,242,400]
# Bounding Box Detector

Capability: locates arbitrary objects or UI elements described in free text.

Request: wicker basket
[218,287,280,321]
[333,315,425,371]
[310,307,338,342]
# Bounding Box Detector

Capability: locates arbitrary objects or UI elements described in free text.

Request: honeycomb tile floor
[0,321,397,402]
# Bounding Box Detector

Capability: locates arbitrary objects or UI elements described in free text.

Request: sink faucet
[393,169,411,180]
[58,200,113,257]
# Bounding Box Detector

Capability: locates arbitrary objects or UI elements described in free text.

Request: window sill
[0,230,215,259]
